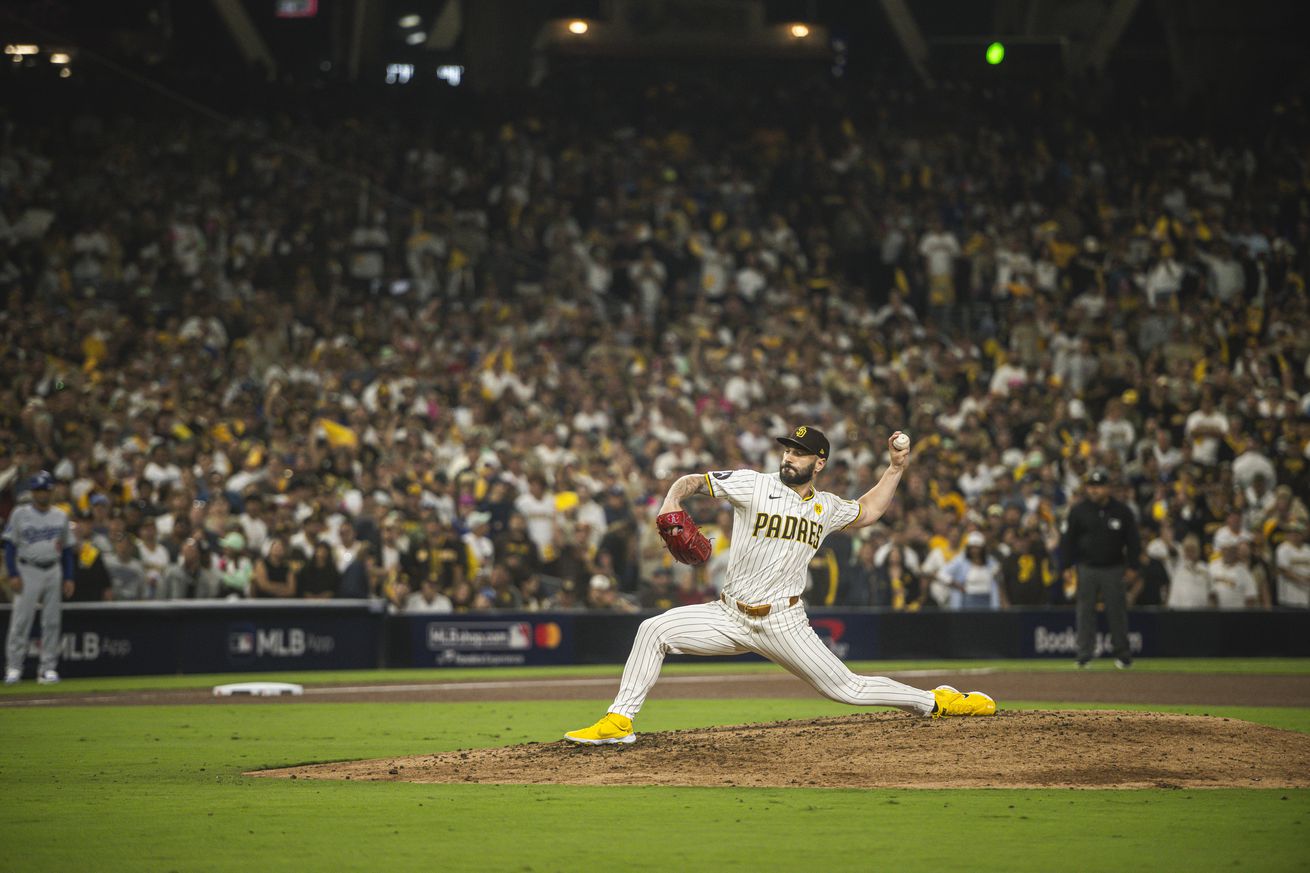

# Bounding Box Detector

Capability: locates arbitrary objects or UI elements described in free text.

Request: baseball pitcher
[566,427,996,744]
[4,472,75,684]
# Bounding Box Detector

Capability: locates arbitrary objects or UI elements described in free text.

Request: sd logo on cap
[776,426,829,457]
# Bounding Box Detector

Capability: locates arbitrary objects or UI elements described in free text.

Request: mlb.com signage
[415,617,572,667]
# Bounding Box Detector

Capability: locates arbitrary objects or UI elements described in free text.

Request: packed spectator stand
[2,68,1308,615]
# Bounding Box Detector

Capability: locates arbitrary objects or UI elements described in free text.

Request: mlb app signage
[6,603,381,676]
[13,607,170,677]
[207,609,378,671]
[225,623,340,665]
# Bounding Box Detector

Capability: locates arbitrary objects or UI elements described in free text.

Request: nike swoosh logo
[769,493,783,499]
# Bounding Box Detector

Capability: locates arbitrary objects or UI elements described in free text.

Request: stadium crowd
[2,73,1309,614]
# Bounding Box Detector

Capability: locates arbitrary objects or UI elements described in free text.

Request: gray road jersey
[2,504,71,568]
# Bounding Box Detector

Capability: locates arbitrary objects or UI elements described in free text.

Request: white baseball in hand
[892,432,911,451]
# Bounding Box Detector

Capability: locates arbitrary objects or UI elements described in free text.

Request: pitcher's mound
[253,710,1310,789]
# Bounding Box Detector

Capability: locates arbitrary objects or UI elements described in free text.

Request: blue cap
[28,471,54,491]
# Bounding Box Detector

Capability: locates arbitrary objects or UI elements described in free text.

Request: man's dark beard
[779,461,815,486]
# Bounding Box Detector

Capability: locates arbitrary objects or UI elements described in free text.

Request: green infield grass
[2,656,1308,696]
[2,675,1309,873]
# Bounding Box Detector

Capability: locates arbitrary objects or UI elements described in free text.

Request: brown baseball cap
[776,425,829,457]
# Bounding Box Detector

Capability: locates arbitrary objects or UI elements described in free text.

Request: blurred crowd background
[3,57,1309,614]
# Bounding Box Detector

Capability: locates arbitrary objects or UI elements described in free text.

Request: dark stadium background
[1,0,1308,674]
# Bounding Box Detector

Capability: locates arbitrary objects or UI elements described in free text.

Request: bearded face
[779,452,820,486]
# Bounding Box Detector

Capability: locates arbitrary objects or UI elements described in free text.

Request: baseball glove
[656,511,712,565]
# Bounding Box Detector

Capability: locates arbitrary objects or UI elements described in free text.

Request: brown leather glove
[656,511,712,565]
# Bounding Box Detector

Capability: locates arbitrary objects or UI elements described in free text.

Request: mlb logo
[229,631,255,655]
[509,623,532,650]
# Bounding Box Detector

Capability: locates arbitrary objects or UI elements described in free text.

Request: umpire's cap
[776,425,829,458]
[28,470,54,491]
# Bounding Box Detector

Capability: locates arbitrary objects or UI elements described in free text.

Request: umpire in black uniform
[1060,468,1141,668]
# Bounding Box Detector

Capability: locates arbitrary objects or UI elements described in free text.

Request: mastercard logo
[534,622,562,649]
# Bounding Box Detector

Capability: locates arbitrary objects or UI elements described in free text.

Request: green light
[986,41,1005,65]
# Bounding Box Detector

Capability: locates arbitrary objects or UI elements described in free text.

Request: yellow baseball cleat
[565,712,636,745]
[930,685,997,718]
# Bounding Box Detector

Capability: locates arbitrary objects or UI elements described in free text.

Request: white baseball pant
[608,598,935,717]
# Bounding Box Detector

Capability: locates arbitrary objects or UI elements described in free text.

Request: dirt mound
[253,710,1310,789]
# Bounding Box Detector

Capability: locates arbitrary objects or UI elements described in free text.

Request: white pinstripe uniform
[608,467,935,718]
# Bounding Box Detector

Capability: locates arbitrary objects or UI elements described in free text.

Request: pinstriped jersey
[705,469,861,603]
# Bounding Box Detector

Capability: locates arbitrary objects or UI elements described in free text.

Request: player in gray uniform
[4,471,75,685]
[566,426,997,744]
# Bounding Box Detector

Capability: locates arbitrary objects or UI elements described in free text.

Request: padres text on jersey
[705,468,860,604]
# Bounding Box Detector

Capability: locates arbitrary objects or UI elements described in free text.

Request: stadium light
[4,44,40,55]
[789,23,810,39]
[59,67,71,78]
[986,41,1006,65]
[567,20,589,35]
[275,0,318,18]
[398,14,421,28]
[405,31,426,45]
[49,52,70,64]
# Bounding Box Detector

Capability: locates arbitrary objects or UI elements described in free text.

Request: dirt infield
[253,710,1310,790]
[10,668,1307,789]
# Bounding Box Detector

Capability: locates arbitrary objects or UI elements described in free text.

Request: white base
[212,681,304,697]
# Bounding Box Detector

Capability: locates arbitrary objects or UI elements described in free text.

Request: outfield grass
[2,689,1308,873]
[3,657,1308,696]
